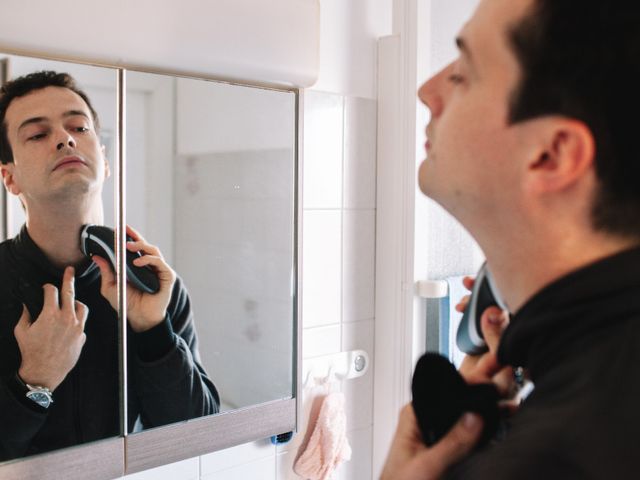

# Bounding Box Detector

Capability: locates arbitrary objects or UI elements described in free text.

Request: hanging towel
[293,391,352,480]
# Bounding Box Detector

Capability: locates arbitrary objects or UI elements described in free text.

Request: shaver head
[456,263,507,355]
[80,224,160,294]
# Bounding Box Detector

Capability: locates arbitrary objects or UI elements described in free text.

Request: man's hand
[93,225,176,333]
[14,266,89,391]
[456,276,513,392]
[381,404,483,480]
[381,275,517,479]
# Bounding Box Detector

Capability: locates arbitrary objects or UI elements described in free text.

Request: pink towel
[294,392,352,480]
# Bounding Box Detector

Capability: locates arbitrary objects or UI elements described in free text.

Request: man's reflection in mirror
[0,71,219,461]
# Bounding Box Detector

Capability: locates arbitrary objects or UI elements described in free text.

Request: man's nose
[56,138,76,150]
[418,75,444,117]
[417,64,453,117]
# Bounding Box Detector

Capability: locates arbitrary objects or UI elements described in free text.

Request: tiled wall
[285,91,377,479]
[120,91,377,480]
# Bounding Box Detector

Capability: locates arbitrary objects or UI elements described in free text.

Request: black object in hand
[80,224,160,294]
[411,353,499,448]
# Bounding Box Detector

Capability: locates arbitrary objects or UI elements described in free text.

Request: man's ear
[102,145,110,179]
[524,118,595,195]
[0,163,20,195]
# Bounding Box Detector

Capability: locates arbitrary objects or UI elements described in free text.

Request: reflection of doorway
[125,73,176,264]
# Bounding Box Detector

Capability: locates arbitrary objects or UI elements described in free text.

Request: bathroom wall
[120,0,390,478]
[172,79,296,410]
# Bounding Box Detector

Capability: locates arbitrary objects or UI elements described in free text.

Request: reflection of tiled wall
[121,91,378,480]
[173,150,295,409]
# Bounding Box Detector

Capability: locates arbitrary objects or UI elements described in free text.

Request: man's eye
[448,73,465,85]
[28,133,47,141]
[74,126,89,133]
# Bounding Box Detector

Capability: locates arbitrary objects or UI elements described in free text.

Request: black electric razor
[456,262,508,355]
[80,224,160,294]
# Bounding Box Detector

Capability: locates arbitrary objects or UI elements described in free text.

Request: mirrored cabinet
[0,52,300,480]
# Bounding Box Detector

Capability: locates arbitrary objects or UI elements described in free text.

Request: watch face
[27,390,52,408]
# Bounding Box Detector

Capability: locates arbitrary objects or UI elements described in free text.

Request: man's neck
[25,199,104,270]
[484,229,640,314]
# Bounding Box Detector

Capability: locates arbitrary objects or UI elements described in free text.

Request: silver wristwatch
[16,374,54,409]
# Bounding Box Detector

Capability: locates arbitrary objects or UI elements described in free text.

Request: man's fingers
[455,295,470,313]
[75,300,89,328]
[132,255,174,281]
[126,225,143,242]
[127,239,162,258]
[415,413,483,476]
[92,255,115,284]
[14,305,32,335]
[42,283,59,314]
[465,351,503,383]
[60,266,76,312]
[92,255,118,303]
[493,366,516,396]
[462,276,475,291]
[479,306,508,353]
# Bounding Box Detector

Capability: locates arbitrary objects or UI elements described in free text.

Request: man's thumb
[15,305,32,334]
[480,306,507,353]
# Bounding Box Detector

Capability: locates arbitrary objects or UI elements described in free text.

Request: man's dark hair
[0,70,100,165]
[507,0,640,238]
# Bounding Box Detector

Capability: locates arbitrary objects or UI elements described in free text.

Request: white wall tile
[276,450,299,480]
[201,456,276,480]
[342,210,376,323]
[302,324,342,359]
[335,427,373,480]
[123,458,199,480]
[343,97,377,209]
[311,0,392,98]
[302,210,342,328]
[341,320,375,431]
[201,439,275,475]
[303,91,344,209]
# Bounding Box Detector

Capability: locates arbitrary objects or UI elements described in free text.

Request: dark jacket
[0,227,219,461]
[448,247,640,479]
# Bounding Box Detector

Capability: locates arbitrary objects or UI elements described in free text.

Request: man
[0,71,219,461]
[382,0,640,478]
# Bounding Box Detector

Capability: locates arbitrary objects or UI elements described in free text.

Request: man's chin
[49,179,101,200]
[418,175,436,199]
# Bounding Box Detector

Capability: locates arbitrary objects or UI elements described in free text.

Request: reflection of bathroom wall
[175,150,294,408]
[126,73,175,264]
[174,78,296,409]
[125,72,294,410]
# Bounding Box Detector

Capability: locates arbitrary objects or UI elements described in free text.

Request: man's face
[417,0,535,229]
[2,86,108,206]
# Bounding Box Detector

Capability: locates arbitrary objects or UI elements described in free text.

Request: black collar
[497,246,640,380]
[8,224,99,286]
